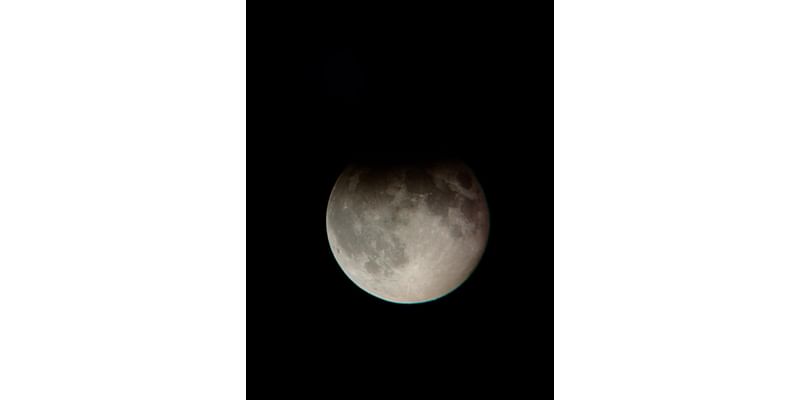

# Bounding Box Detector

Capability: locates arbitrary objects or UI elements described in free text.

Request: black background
[271,15,547,375]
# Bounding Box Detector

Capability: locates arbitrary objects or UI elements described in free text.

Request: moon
[326,160,489,303]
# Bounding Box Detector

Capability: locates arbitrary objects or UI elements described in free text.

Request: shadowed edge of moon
[326,160,490,304]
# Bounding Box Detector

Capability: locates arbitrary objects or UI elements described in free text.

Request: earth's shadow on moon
[324,154,493,305]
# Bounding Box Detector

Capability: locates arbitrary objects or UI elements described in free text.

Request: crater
[365,259,382,275]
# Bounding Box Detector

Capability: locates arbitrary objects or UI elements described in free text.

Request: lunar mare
[326,161,489,303]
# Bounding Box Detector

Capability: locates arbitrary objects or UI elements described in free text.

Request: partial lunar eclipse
[326,160,489,303]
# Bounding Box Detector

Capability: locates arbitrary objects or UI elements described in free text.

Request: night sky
[274,25,543,374]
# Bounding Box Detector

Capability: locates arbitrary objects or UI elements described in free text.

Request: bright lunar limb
[325,160,489,303]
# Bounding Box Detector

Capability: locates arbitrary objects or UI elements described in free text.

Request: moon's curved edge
[325,162,491,304]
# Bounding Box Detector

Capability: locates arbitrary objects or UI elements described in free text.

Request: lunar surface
[326,160,489,303]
